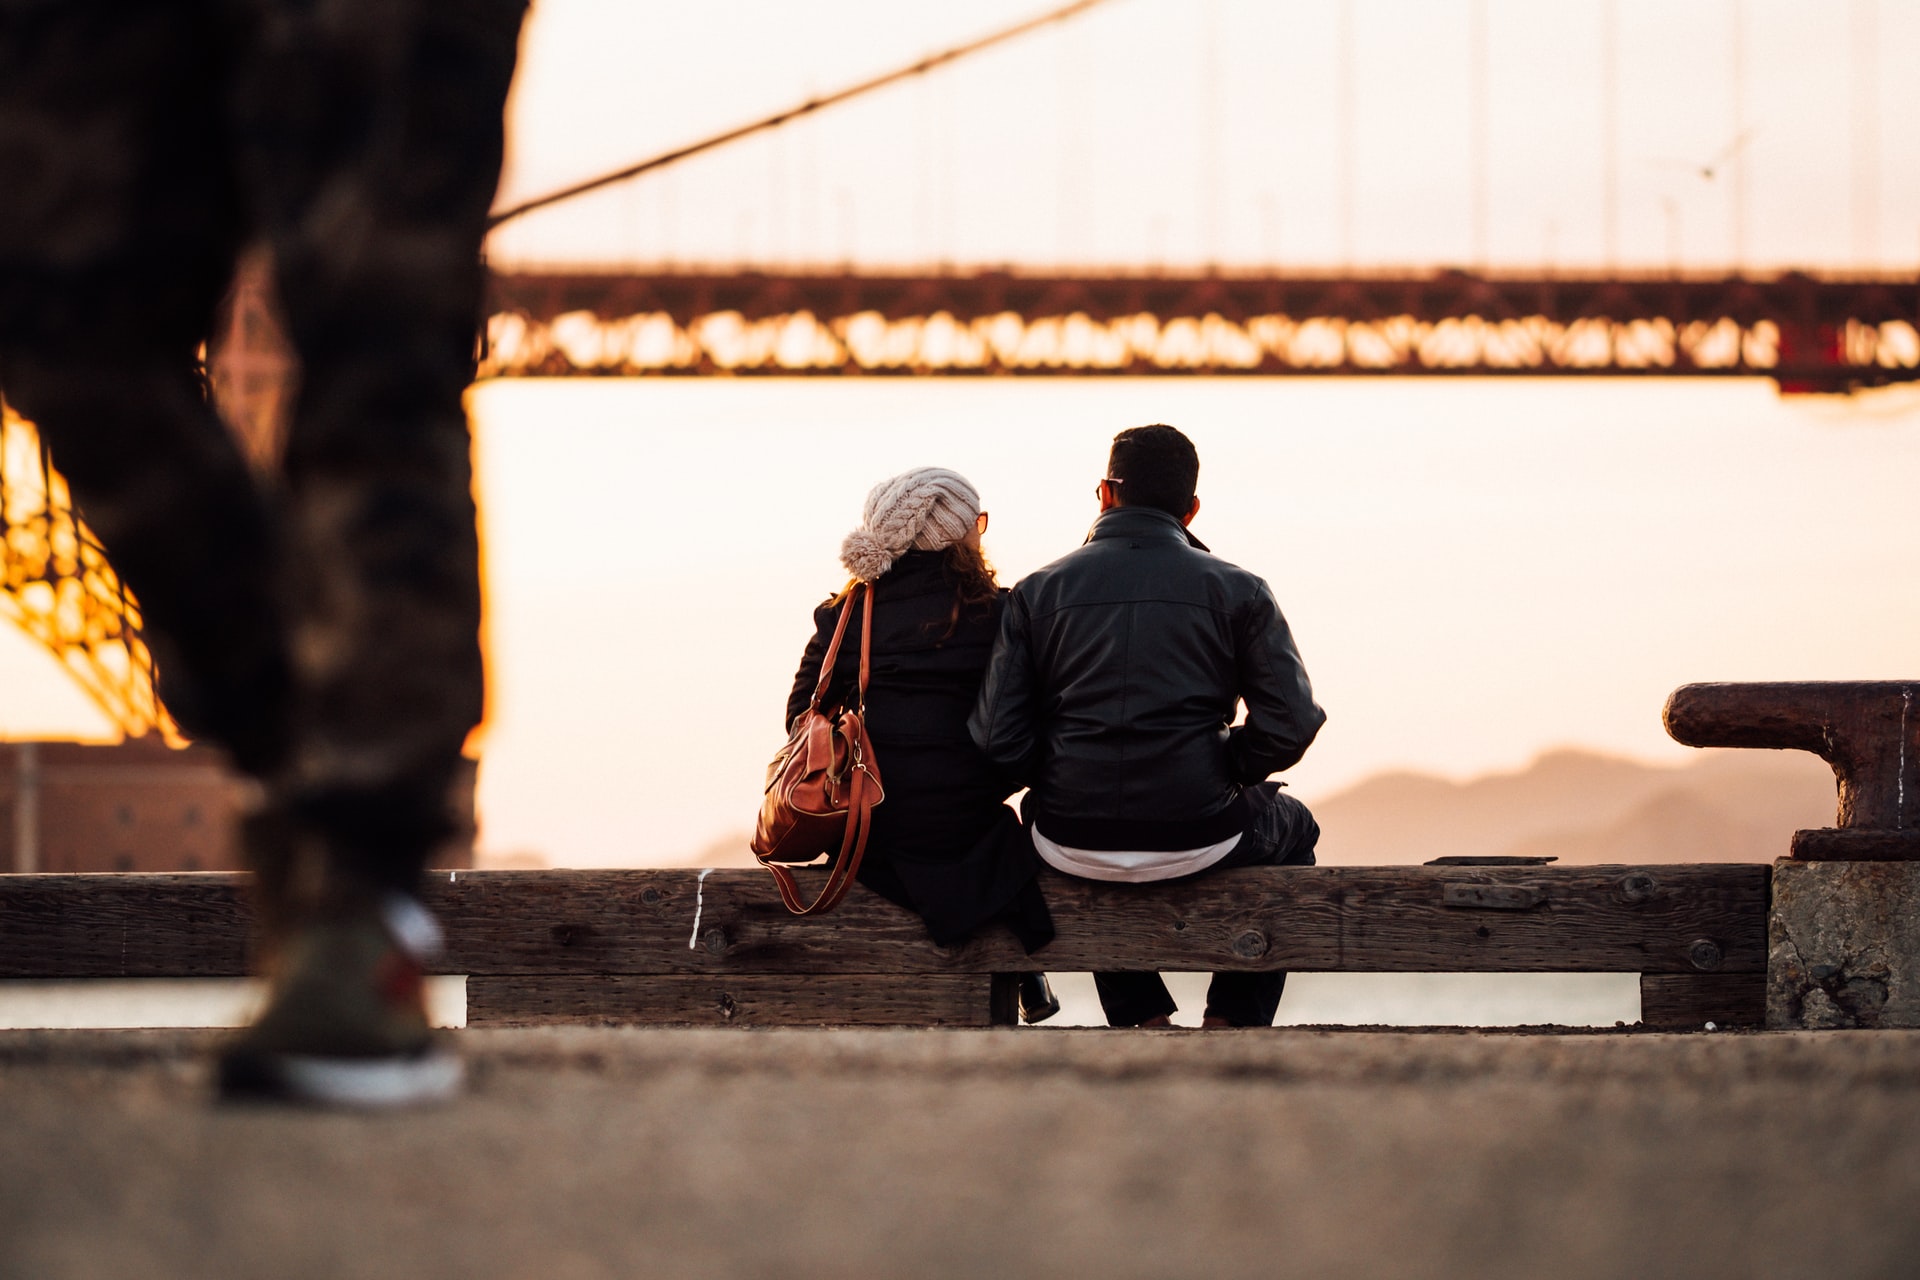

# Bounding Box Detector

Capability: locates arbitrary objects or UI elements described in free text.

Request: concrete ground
[4,1027,1918,1280]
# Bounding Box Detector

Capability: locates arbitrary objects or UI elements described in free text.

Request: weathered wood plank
[0,873,252,977]
[0,864,1769,978]
[1639,973,1766,1029]
[420,865,1769,975]
[466,973,998,1027]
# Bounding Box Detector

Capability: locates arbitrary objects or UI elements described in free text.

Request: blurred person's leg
[232,0,522,903]
[215,0,523,1104]
[0,0,445,1104]
[0,0,522,1106]
[0,2,292,776]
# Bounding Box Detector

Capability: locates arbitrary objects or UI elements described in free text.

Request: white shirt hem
[1030,824,1241,883]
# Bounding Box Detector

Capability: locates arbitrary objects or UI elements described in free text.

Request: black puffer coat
[785,550,1053,950]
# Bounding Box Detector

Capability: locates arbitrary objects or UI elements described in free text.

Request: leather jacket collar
[1084,504,1210,553]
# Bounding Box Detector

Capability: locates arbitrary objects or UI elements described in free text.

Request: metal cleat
[1665,681,1920,860]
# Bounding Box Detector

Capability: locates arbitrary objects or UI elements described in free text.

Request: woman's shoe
[1017,972,1062,1025]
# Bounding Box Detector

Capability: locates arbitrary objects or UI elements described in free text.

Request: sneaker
[219,893,462,1108]
[1017,972,1062,1025]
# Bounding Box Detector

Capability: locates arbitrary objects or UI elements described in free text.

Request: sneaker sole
[221,1050,464,1109]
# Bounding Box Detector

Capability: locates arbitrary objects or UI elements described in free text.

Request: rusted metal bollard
[1664,681,1920,861]
[1667,681,1920,1028]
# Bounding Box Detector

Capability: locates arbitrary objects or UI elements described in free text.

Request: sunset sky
[489,0,1920,272]
[1,1,1916,866]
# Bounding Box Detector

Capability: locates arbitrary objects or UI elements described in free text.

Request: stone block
[1769,859,1920,1029]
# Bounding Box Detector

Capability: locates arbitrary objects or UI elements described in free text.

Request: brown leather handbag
[751,582,884,915]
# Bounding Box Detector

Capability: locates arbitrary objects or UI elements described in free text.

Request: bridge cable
[488,0,1119,231]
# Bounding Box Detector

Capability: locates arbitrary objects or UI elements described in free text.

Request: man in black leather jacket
[969,424,1326,1027]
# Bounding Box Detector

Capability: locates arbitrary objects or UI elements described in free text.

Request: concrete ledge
[1770,860,1920,1029]
[6,1027,1920,1280]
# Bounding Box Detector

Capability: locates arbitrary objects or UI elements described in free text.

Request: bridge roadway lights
[1666,681,1920,1029]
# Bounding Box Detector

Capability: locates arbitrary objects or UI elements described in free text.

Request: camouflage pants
[0,0,524,896]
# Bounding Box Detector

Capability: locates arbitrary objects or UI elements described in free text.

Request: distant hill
[1310,747,1835,865]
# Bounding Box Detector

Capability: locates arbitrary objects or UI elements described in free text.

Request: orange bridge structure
[484,267,1920,395]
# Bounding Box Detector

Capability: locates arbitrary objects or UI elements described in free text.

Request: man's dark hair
[1106,424,1199,518]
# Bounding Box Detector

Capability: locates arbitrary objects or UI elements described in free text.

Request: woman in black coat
[785,468,1055,1011]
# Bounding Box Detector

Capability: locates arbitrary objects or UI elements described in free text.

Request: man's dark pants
[1093,784,1320,1028]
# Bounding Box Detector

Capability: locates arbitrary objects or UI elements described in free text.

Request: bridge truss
[485,269,1920,394]
[0,256,282,742]
[0,406,173,738]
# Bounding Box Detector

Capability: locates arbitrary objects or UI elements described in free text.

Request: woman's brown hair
[831,544,1000,637]
[939,541,999,611]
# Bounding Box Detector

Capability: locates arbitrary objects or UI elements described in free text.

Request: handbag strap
[855,579,873,709]
[806,581,874,713]
[763,754,874,916]
[774,584,878,916]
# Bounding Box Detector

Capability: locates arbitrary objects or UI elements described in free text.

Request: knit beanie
[839,466,982,582]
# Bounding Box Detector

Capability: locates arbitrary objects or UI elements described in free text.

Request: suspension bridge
[480,0,1918,392]
[481,266,1918,391]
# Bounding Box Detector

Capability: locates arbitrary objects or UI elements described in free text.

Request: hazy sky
[492,0,1919,271]
[1,1,1916,867]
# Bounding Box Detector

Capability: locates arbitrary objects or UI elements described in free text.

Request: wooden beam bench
[0,864,1768,1029]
